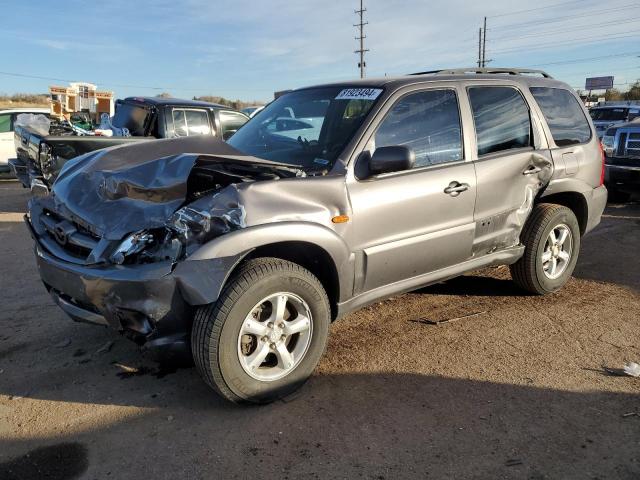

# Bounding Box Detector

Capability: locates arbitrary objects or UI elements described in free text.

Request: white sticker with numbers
[335,88,383,100]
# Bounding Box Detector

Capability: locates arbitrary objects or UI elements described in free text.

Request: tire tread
[191,257,328,403]
[510,203,575,295]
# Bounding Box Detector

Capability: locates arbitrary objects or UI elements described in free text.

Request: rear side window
[0,114,11,133]
[219,111,248,139]
[468,87,531,156]
[530,87,591,146]
[172,108,211,137]
[373,89,463,167]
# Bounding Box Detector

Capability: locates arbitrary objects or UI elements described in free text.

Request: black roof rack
[409,67,553,78]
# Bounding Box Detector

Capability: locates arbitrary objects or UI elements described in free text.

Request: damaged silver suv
[27,68,607,403]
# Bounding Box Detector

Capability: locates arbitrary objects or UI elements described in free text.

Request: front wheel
[192,258,330,404]
[510,203,581,295]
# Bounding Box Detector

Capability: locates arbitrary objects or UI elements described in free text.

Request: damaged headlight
[110,230,182,265]
[166,197,245,256]
[110,231,154,264]
[110,191,246,265]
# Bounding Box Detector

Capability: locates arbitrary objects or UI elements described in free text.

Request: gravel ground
[0,180,639,480]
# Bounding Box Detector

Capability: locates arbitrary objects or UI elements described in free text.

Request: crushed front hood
[50,136,289,240]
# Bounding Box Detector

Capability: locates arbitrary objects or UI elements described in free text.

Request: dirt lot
[0,180,638,479]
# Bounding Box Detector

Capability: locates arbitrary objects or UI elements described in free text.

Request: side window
[530,87,591,146]
[172,109,211,137]
[373,89,463,167]
[184,109,211,136]
[0,114,11,133]
[468,87,532,156]
[172,109,188,137]
[219,111,248,140]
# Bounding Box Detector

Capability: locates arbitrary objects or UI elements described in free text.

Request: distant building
[49,82,114,122]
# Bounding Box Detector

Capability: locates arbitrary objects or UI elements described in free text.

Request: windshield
[227,86,382,171]
[112,102,150,136]
[589,108,627,121]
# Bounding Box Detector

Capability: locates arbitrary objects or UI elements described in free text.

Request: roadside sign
[585,76,614,90]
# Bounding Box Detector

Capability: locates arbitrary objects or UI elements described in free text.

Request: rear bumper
[585,185,608,235]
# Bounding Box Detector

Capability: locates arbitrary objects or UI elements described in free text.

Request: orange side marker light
[331,215,350,224]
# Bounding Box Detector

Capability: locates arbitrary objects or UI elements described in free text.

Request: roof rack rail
[409,68,553,78]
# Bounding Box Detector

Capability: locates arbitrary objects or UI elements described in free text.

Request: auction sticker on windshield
[335,88,383,100]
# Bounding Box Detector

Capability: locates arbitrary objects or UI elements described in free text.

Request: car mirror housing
[369,145,415,176]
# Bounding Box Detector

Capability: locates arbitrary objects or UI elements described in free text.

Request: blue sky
[1,0,638,102]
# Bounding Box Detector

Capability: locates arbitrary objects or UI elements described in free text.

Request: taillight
[598,141,605,186]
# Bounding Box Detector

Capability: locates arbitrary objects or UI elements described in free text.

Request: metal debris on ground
[411,311,487,326]
[622,412,638,418]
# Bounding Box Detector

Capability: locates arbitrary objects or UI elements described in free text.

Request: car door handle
[523,165,542,175]
[444,181,469,196]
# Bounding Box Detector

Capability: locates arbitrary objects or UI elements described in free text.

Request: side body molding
[184,221,354,304]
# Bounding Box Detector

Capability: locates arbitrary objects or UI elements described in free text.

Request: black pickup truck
[10,96,249,192]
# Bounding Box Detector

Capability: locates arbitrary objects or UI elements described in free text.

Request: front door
[347,87,477,293]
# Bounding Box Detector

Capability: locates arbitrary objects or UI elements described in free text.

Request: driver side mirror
[369,145,415,176]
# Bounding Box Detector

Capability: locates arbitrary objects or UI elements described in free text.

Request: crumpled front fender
[186,221,354,302]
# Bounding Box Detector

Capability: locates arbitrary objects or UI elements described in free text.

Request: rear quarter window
[530,87,591,146]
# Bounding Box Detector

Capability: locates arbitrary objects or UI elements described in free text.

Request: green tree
[623,81,640,101]
[605,88,624,101]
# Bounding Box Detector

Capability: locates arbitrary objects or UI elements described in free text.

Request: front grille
[617,133,627,156]
[40,209,100,261]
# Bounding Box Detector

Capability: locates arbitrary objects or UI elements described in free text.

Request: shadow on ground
[573,203,640,292]
[1,373,639,479]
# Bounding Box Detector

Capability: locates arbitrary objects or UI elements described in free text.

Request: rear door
[529,87,598,187]
[347,86,477,293]
[465,84,553,256]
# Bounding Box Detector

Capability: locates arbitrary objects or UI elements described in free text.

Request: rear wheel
[510,204,581,295]
[192,258,330,404]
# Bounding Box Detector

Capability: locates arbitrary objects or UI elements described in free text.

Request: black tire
[191,258,330,404]
[510,203,581,295]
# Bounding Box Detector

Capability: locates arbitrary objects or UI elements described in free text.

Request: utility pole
[478,27,482,68]
[354,0,369,78]
[481,16,487,67]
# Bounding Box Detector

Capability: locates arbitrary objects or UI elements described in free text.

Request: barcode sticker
[335,88,383,100]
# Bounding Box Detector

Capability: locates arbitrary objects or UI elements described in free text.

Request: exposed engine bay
[29,136,306,267]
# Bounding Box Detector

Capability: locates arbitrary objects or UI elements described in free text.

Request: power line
[0,70,269,93]
[490,16,640,42]
[489,4,639,31]
[492,31,640,55]
[530,51,640,67]
[354,0,369,78]
[488,0,587,18]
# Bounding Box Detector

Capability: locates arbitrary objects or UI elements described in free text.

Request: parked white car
[0,108,49,172]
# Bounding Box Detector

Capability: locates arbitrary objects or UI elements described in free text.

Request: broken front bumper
[27,215,243,357]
